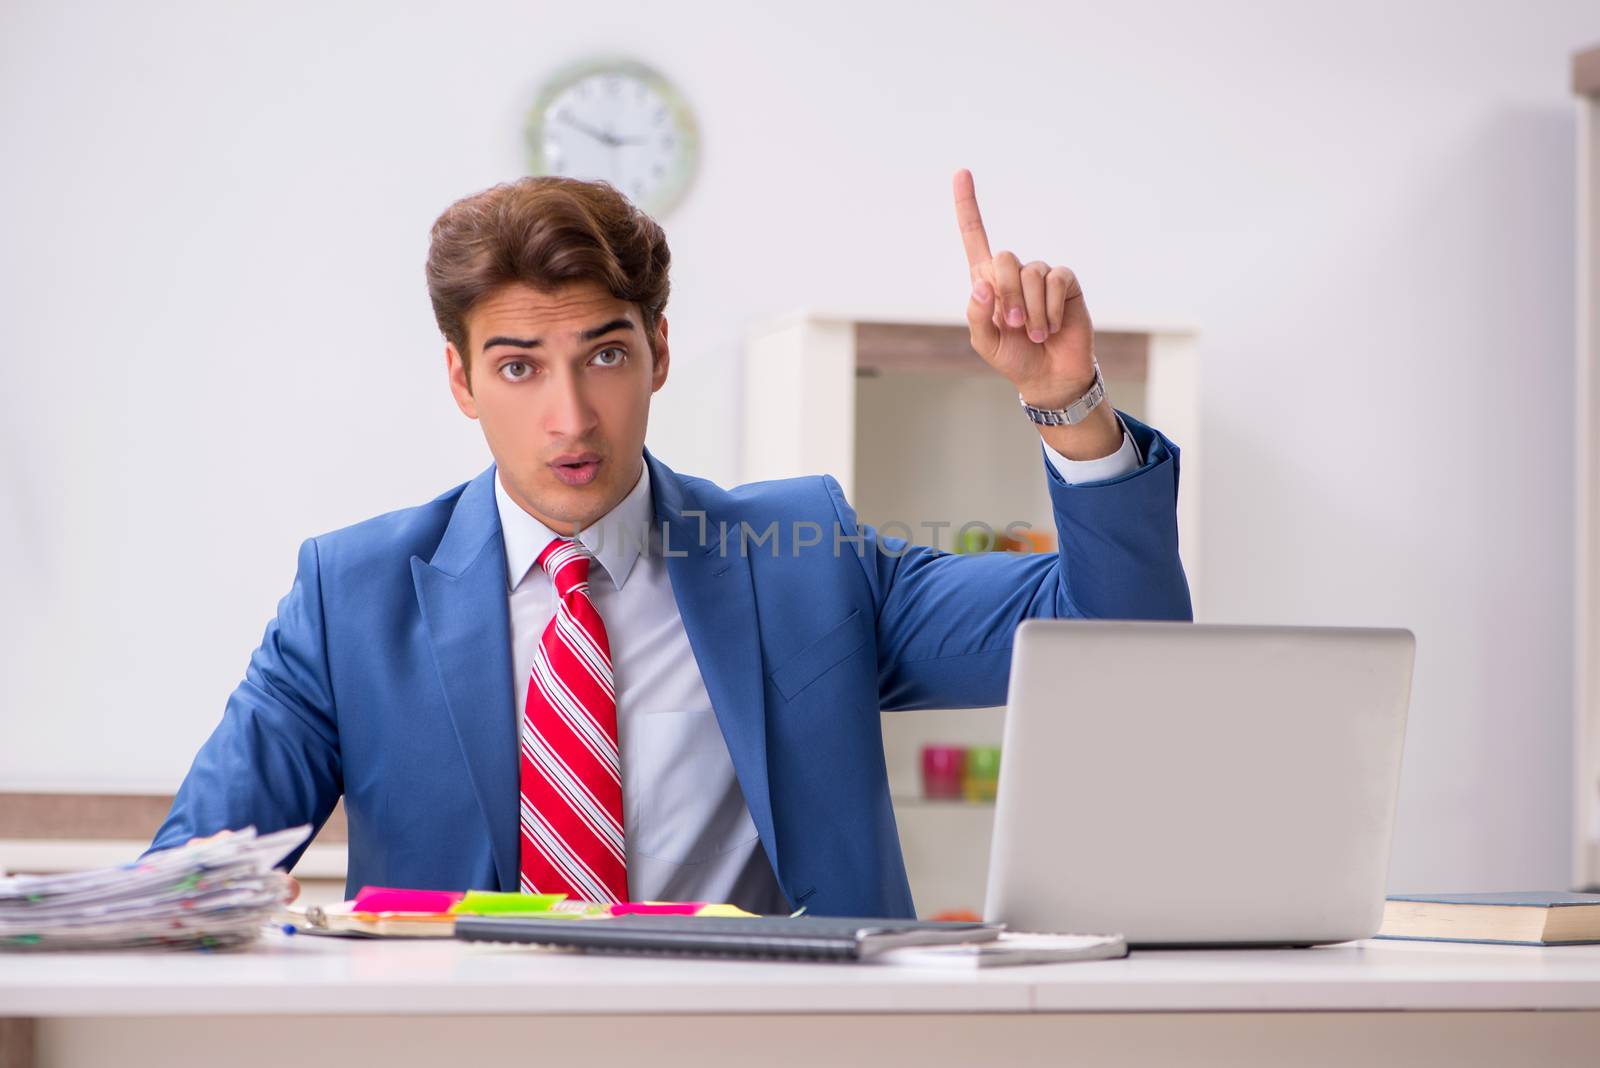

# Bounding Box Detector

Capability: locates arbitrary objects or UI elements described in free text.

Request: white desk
[4,933,1600,1067]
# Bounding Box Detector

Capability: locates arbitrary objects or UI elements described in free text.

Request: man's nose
[545,370,599,439]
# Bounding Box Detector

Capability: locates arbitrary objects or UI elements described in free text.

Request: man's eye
[500,361,532,381]
[590,347,626,368]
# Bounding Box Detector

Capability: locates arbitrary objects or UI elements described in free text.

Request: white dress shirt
[492,423,1139,910]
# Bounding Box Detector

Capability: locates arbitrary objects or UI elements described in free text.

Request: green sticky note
[451,891,566,915]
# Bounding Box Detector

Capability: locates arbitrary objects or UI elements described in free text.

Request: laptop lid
[983,620,1414,946]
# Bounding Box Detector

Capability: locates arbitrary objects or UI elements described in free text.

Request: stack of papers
[0,825,309,952]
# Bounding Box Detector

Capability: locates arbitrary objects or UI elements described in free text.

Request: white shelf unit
[742,311,1199,914]
[1574,45,1600,891]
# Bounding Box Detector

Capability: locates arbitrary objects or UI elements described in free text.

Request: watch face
[526,58,700,217]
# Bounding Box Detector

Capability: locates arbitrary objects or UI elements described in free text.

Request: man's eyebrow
[580,318,636,341]
[481,318,636,351]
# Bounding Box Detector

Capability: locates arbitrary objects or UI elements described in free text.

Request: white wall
[2,0,1595,892]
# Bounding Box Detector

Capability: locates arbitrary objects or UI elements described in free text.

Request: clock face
[526,59,700,217]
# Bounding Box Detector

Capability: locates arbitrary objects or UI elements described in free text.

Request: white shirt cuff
[1042,416,1142,485]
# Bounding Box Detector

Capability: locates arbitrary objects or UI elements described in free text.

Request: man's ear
[446,343,479,420]
[650,316,670,393]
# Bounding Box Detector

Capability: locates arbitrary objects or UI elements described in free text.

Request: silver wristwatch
[1019,361,1106,426]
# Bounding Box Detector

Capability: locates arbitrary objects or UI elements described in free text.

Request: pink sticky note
[609,902,706,916]
[353,886,465,914]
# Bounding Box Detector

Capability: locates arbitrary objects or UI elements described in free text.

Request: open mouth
[550,454,602,487]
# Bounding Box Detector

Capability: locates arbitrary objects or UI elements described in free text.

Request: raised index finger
[953,168,992,278]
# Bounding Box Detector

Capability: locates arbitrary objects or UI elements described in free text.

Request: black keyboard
[454,914,1001,961]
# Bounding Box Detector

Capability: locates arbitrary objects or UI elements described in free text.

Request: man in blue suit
[150,170,1191,917]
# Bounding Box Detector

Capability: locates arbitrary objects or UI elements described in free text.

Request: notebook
[454,914,1001,961]
[1377,892,1600,945]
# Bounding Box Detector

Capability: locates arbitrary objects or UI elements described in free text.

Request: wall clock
[526,58,700,217]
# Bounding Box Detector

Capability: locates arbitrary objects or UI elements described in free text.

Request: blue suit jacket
[150,411,1191,917]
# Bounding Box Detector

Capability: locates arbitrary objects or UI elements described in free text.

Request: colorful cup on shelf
[1014,529,1056,554]
[963,746,1001,802]
[920,745,967,800]
[992,528,1054,554]
[953,525,995,554]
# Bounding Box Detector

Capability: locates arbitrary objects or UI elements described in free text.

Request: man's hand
[954,168,1123,461]
[187,830,302,903]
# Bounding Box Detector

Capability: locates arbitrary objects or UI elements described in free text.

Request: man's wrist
[1042,418,1141,484]
[1035,400,1124,460]
[1017,374,1099,412]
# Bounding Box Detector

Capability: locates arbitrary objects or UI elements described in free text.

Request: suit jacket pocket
[769,608,871,702]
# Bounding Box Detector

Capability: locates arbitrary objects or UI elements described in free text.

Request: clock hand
[558,112,616,144]
[556,112,647,149]
[594,128,648,148]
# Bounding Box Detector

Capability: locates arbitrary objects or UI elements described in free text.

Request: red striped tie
[518,537,627,903]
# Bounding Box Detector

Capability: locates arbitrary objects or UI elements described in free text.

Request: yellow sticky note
[694,904,760,918]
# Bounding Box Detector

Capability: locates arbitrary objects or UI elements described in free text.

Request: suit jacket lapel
[410,465,520,892]
[647,450,782,886]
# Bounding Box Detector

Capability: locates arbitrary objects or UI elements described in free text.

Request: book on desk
[1377,892,1600,946]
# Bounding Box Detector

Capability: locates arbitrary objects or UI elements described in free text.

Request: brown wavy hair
[425,176,672,385]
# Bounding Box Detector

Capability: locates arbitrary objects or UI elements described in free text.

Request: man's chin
[527,477,612,533]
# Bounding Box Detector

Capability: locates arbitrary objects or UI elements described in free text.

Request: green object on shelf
[954,526,996,554]
[963,745,1001,802]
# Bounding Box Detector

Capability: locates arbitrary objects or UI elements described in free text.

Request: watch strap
[1019,361,1106,426]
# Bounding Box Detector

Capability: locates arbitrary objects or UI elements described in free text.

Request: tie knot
[537,538,592,598]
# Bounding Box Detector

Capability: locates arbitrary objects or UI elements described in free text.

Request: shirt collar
[493,460,652,594]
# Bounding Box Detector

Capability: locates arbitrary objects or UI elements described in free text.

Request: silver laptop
[984,620,1414,947]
